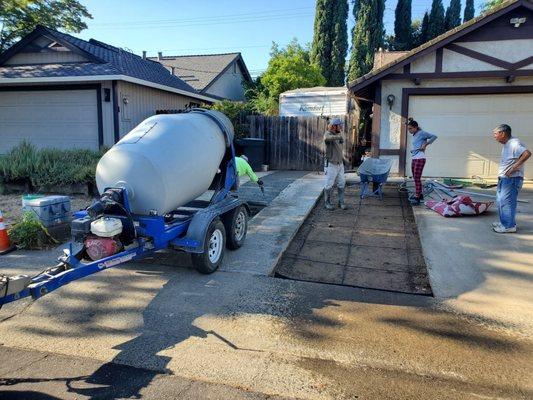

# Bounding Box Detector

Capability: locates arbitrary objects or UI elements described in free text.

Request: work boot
[324,189,335,210]
[338,187,347,210]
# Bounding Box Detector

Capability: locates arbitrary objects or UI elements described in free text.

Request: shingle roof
[349,0,528,92]
[0,26,210,99]
[0,62,119,78]
[148,53,252,92]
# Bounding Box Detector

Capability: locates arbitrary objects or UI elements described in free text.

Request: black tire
[191,218,226,274]
[225,205,248,250]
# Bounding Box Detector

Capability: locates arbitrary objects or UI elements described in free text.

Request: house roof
[349,0,532,93]
[148,52,253,93]
[0,25,216,101]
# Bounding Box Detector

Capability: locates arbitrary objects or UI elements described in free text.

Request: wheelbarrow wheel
[225,205,248,250]
[192,218,226,274]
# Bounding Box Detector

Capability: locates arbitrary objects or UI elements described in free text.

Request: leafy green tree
[445,0,462,30]
[394,0,413,50]
[311,0,349,86]
[347,0,385,81]
[427,0,446,40]
[482,0,505,12]
[410,19,422,47]
[250,40,326,115]
[0,0,92,52]
[464,0,475,22]
[383,34,396,51]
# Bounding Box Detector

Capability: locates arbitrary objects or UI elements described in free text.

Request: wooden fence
[247,115,357,171]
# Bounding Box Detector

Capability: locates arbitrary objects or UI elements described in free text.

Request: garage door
[0,89,99,153]
[407,93,533,179]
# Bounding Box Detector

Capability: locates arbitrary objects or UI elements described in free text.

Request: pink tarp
[425,195,493,217]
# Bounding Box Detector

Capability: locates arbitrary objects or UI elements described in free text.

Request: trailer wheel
[225,205,248,250]
[192,218,226,274]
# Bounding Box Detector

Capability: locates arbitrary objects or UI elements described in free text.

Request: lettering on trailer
[299,104,325,112]
[98,253,135,269]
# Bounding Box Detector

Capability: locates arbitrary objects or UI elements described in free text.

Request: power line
[90,6,315,27]
[90,12,315,30]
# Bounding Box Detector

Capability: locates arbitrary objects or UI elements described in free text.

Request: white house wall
[442,49,506,72]
[116,81,200,136]
[379,80,404,150]
[204,62,246,101]
[455,40,533,63]
[410,51,436,73]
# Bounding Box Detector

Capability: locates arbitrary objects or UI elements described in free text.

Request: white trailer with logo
[279,86,354,117]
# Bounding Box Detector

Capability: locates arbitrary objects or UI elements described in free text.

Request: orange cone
[0,211,15,255]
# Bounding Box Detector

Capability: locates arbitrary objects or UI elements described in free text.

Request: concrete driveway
[414,182,533,337]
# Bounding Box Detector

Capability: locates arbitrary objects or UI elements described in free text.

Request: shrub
[0,141,38,182]
[8,212,58,250]
[31,148,105,187]
[0,142,107,188]
[207,100,253,138]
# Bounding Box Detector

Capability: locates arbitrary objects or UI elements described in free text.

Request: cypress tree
[419,12,430,45]
[311,0,349,86]
[445,0,462,30]
[347,0,385,81]
[394,0,413,50]
[311,0,334,84]
[352,0,360,21]
[464,0,475,22]
[330,0,349,86]
[427,0,446,40]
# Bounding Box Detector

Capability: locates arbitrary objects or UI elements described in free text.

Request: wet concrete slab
[275,185,433,295]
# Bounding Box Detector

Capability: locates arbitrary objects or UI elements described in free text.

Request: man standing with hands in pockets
[493,124,531,233]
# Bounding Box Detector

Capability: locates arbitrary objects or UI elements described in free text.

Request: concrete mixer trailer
[0,109,250,305]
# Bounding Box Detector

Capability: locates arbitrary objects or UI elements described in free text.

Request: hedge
[0,141,107,188]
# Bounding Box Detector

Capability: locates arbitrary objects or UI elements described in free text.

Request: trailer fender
[171,197,244,253]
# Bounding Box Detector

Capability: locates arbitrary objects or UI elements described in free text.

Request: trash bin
[235,138,266,171]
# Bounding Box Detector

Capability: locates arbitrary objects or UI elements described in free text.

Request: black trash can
[235,138,266,171]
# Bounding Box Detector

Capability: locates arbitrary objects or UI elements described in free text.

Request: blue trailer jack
[1,127,249,307]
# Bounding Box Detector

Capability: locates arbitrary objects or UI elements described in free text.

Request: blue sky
[78,0,486,76]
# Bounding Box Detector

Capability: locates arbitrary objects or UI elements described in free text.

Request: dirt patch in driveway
[275,185,432,295]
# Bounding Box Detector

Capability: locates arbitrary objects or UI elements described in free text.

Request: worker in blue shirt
[235,155,264,191]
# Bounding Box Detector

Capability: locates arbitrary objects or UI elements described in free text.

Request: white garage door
[407,93,533,179]
[0,89,99,153]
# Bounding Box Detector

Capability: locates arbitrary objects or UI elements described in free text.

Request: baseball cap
[330,118,343,126]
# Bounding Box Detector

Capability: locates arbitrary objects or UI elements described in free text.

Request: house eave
[0,74,219,102]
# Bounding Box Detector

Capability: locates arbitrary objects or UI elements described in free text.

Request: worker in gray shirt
[492,124,531,233]
[324,118,346,210]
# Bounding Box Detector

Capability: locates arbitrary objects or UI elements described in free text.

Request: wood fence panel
[247,115,356,171]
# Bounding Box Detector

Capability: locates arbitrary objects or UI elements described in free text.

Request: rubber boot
[324,189,335,210]
[338,187,347,210]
